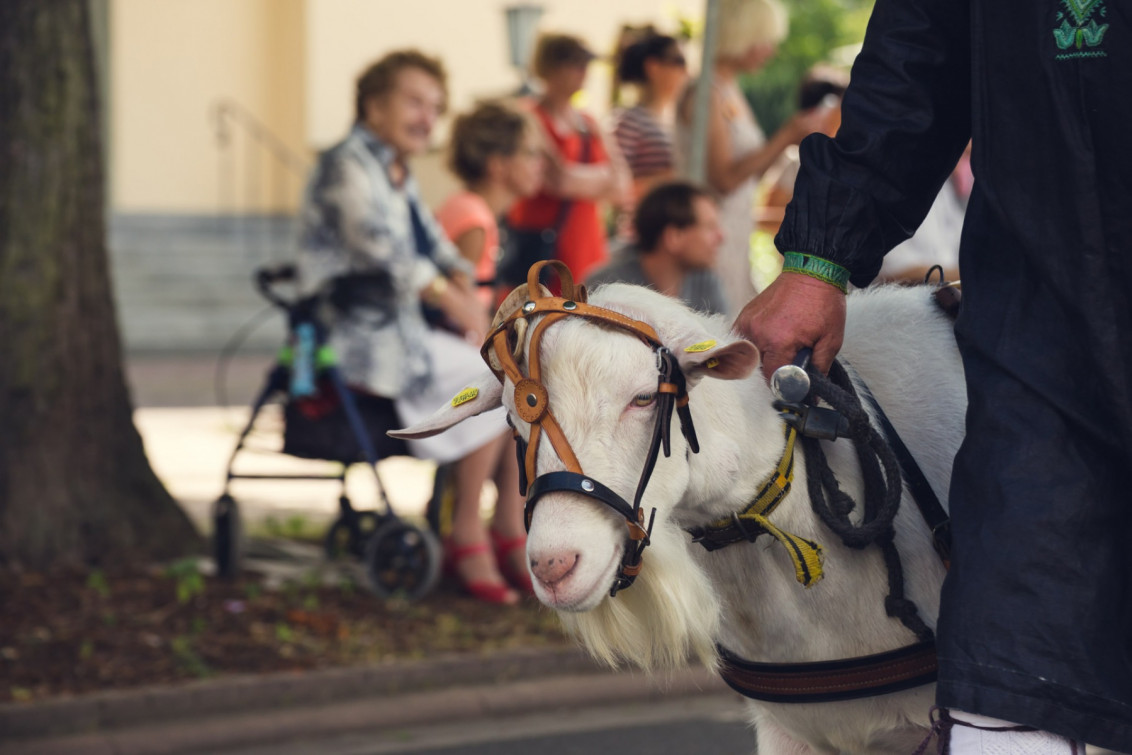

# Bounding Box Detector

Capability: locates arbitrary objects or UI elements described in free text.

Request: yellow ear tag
[451,387,479,407]
[684,340,716,353]
[706,358,720,369]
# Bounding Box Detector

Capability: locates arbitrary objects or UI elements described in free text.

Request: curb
[0,647,728,753]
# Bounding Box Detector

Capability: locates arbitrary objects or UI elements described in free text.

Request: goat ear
[674,335,760,382]
[387,372,503,440]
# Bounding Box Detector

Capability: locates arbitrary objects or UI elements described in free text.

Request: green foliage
[743,0,875,135]
[85,569,110,598]
[274,623,294,643]
[170,636,211,678]
[260,514,321,542]
[164,558,205,604]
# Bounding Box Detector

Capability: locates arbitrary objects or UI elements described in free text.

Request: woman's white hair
[715,0,789,58]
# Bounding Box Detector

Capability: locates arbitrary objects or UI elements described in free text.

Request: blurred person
[503,33,632,286]
[612,33,689,203]
[435,101,545,306]
[608,23,659,107]
[433,100,547,596]
[586,180,728,316]
[757,64,849,232]
[676,0,829,317]
[296,50,524,605]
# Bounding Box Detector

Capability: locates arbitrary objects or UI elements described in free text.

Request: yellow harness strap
[703,425,825,587]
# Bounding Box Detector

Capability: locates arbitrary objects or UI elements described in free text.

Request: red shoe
[444,539,519,605]
[492,531,534,595]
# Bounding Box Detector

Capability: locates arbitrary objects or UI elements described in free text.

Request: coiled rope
[800,360,934,644]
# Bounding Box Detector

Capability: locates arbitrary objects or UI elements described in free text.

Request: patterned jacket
[297,124,471,398]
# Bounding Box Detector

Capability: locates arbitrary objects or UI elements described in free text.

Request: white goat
[394,282,966,754]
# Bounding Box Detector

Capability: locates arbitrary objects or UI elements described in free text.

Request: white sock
[947,709,1084,755]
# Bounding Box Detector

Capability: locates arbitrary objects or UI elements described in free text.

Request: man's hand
[733,272,847,379]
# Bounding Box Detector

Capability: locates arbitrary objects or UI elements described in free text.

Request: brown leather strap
[718,640,938,704]
[528,259,581,300]
[540,409,582,473]
[512,297,662,347]
[490,329,525,385]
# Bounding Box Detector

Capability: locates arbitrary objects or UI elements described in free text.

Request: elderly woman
[677,0,827,317]
[297,51,523,605]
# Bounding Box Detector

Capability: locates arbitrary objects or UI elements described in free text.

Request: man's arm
[739,0,973,376]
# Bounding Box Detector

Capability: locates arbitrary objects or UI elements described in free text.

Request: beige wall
[111,0,307,214]
[110,0,703,215]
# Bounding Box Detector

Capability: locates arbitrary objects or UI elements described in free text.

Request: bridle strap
[482,260,699,595]
[526,471,654,593]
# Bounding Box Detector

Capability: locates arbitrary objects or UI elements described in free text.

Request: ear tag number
[684,340,717,353]
[451,387,479,407]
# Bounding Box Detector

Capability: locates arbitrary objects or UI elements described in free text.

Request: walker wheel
[212,494,242,578]
[363,520,441,601]
[324,511,381,560]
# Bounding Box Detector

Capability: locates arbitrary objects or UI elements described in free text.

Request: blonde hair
[715,0,788,59]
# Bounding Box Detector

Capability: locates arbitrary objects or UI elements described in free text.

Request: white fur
[396,283,966,755]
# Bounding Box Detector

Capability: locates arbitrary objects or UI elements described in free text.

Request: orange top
[435,191,498,308]
[507,106,610,283]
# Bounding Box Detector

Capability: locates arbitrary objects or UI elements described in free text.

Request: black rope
[801,360,934,643]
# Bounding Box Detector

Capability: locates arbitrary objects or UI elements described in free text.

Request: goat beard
[555,522,720,673]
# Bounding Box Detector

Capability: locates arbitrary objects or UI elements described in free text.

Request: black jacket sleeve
[775,0,973,287]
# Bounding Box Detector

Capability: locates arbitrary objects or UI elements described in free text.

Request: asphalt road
[212,693,755,755]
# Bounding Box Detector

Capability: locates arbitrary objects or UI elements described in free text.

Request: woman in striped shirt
[612,33,688,204]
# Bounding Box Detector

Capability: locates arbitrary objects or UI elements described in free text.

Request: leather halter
[480,260,699,596]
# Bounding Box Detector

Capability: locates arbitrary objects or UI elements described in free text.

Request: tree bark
[0,0,200,569]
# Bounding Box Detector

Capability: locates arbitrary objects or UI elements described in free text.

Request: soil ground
[0,560,568,704]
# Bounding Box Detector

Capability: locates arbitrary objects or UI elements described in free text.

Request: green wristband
[781,252,850,293]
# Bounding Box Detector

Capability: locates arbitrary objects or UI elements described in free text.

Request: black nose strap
[525,470,654,596]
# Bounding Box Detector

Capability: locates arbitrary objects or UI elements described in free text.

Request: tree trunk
[0,0,200,569]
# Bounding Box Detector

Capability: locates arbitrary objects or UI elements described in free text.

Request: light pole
[687,0,721,183]
[505,4,545,96]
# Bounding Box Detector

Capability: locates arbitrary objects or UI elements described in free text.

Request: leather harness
[483,260,956,702]
[481,260,698,596]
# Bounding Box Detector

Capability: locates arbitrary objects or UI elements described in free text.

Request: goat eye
[631,392,656,408]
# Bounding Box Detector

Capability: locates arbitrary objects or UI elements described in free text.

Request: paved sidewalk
[1,650,728,754]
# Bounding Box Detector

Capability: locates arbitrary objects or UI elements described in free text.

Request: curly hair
[354,49,447,121]
[447,101,536,185]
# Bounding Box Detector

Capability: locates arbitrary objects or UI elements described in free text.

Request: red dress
[507,106,610,284]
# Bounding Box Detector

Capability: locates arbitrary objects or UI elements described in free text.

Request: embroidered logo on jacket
[1054,0,1109,59]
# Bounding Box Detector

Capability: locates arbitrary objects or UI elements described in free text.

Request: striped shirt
[612,106,675,179]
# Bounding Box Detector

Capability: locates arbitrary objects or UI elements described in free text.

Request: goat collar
[716,639,938,703]
[480,260,699,596]
[687,423,825,588]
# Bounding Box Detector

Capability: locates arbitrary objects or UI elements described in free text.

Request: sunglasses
[657,52,687,68]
